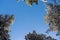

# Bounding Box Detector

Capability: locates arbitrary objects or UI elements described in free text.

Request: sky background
[0,0,60,40]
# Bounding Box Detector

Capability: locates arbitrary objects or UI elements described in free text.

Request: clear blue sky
[0,0,60,40]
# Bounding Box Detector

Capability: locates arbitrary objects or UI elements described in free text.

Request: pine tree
[25,30,56,40]
[0,14,14,40]
[42,0,60,36]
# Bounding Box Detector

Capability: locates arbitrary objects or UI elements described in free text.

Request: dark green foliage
[25,31,57,40]
[0,14,14,40]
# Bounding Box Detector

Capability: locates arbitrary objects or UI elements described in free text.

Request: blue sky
[0,0,60,40]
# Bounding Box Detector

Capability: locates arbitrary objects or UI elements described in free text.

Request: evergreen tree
[0,14,14,40]
[25,30,57,40]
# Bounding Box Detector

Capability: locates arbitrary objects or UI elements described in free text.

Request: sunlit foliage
[42,0,60,36]
[24,0,38,6]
